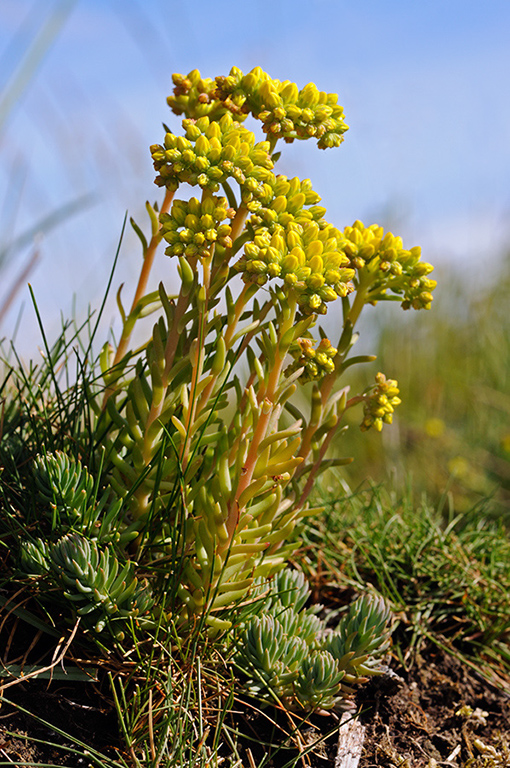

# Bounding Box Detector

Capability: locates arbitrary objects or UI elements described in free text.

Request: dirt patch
[358,648,510,767]
[0,680,120,766]
[1,647,509,766]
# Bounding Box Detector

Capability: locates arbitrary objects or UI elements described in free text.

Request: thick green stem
[319,278,372,407]
[221,298,297,551]
[296,417,343,511]
[180,256,211,467]
[229,204,249,246]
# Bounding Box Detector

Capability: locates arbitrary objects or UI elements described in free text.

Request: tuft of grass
[302,482,510,683]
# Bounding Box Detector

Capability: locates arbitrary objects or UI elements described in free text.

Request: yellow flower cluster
[246,175,325,223]
[360,373,401,432]
[215,66,349,149]
[286,337,338,382]
[342,221,436,310]
[150,113,274,195]
[236,220,355,315]
[160,196,233,259]
[166,67,348,150]
[168,70,234,121]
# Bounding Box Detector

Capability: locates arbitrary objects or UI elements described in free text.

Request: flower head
[165,67,349,151]
[343,220,436,310]
[236,219,355,315]
[167,69,238,121]
[360,373,401,432]
[246,174,325,222]
[151,112,274,195]
[286,336,338,382]
[160,195,233,259]
[215,66,349,149]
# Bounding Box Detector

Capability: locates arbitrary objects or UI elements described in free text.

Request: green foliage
[33,450,95,521]
[20,530,153,636]
[305,485,510,675]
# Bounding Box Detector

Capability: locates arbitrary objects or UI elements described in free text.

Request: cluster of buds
[361,373,401,432]
[165,67,348,150]
[286,336,338,382]
[246,174,325,225]
[236,220,355,315]
[214,66,349,149]
[151,113,274,195]
[343,220,436,309]
[160,196,233,259]
[168,69,235,121]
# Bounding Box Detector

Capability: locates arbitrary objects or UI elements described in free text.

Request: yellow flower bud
[243,71,260,91]
[290,246,306,264]
[280,81,299,102]
[265,246,280,263]
[180,228,193,243]
[287,192,306,214]
[306,240,324,258]
[286,104,302,121]
[195,134,210,156]
[272,195,287,214]
[282,254,299,271]
[308,254,323,273]
[300,83,319,107]
[308,273,325,289]
[217,224,231,238]
[286,231,302,249]
[176,135,192,151]
[270,233,286,253]
[184,213,199,229]
[188,69,201,85]
[321,286,338,302]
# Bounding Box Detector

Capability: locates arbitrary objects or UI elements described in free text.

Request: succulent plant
[31,451,135,544]
[19,532,153,637]
[96,65,435,636]
[235,568,392,710]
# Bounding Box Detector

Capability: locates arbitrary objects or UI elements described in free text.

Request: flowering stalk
[101,188,175,408]
[92,66,436,632]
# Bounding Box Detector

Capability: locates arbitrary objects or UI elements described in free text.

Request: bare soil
[358,648,510,767]
[1,646,509,766]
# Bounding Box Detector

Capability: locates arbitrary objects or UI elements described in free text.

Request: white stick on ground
[335,712,366,768]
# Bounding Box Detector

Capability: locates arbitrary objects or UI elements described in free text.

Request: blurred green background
[337,252,510,515]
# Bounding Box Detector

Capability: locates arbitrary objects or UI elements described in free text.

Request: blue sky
[1,0,509,354]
